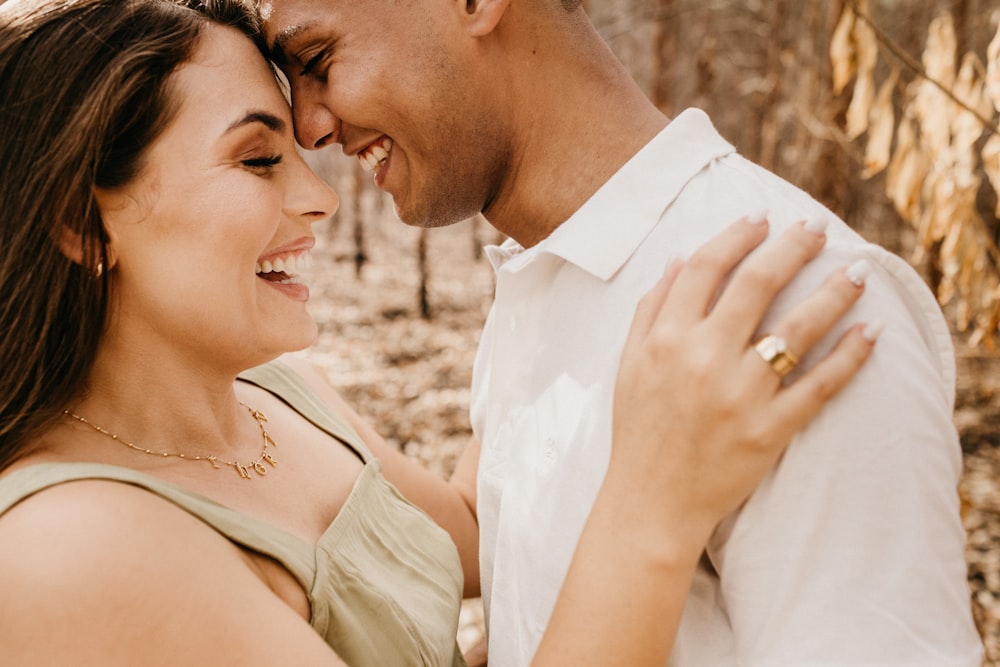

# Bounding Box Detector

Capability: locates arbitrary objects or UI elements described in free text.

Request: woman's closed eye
[242,154,283,173]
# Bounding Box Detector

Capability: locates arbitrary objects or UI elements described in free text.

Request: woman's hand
[611,215,877,543]
[534,215,878,667]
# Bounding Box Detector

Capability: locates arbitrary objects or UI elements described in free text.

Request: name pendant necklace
[63,402,277,480]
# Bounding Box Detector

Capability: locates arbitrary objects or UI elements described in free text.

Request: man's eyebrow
[269,23,313,65]
[224,111,286,135]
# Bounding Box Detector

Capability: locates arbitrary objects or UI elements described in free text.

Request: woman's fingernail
[862,320,885,342]
[846,259,873,287]
[803,217,829,235]
[745,209,769,225]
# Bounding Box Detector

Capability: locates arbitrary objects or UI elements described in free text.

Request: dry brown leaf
[923,13,957,91]
[938,223,972,319]
[846,72,875,139]
[944,212,976,297]
[909,16,958,157]
[927,173,955,246]
[886,115,927,223]
[937,174,987,325]
[977,284,1000,348]
[939,216,964,285]
[836,7,1000,348]
[957,297,971,330]
[911,77,951,155]
[831,4,857,95]
[954,53,991,118]
[987,24,1000,114]
[911,175,941,262]
[862,69,899,178]
[984,134,1000,217]
[933,53,985,306]
[951,54,990,162]
[845,5,879,139]
[955,240,982,331]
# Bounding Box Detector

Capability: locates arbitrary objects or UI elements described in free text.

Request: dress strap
[0,462,317,587]
[238,361,372,464]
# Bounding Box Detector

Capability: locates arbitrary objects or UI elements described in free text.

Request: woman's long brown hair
[0,0,265,469]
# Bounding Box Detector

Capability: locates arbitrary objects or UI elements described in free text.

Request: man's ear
[461,0,511,37]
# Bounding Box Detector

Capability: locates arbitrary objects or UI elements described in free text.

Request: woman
[0,0,876,665]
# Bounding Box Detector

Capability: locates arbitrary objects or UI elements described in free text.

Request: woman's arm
[534,217,878,665]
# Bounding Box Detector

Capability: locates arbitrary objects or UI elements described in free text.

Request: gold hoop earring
[94,260,104,279]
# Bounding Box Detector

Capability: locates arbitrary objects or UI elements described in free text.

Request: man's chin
[392,203,474,230]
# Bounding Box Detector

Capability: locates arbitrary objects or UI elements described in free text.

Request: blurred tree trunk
[352,165,369,277]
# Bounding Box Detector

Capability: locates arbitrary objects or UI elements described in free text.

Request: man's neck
[480,26,669,247]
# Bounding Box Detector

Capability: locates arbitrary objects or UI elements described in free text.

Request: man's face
[261,0,510,229]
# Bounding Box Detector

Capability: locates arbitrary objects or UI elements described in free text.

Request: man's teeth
[256,251,312,280]
[359,138,392,172]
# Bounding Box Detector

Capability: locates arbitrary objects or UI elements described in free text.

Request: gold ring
[754,334,799,378]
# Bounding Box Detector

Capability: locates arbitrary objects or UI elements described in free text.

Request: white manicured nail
[862,320,885,342]
[846,259,873,287]
[803,217,829,235]
[745,209,769,225]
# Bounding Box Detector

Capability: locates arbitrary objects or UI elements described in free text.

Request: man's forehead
[256,0,315,64]
[258,0,394,60]
[258,0,344,26]
[257,0,328,60]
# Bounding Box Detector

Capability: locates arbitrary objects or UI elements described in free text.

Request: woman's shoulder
[0,479,210,638]
[0,474,340,665]
[0,474,229,592]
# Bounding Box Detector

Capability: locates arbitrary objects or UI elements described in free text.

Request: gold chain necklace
[63,402,277,480]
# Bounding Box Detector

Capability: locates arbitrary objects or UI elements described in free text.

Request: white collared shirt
[471,109,983,666]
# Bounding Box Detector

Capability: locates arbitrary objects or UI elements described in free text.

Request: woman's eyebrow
[224,111,286,135]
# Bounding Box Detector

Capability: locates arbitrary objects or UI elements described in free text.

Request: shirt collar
[484,108,735,279]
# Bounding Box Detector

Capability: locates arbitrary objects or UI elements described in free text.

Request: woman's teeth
[256,251,312,283]
[360,138,392,172]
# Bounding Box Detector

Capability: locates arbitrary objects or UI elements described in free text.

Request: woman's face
[97,24,338,370]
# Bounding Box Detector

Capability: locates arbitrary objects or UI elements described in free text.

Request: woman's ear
[56,224,88,267]
[56,224,115,277]
[57,189,119,274]
[461,0,511,37]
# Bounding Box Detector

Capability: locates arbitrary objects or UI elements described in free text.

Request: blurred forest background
[298,1,1000,663]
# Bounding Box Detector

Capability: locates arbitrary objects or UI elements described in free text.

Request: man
[260,0,982,664]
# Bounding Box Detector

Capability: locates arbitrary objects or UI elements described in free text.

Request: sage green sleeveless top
[0,361,467,667]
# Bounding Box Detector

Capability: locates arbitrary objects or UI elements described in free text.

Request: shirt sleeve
[705,243,983,666]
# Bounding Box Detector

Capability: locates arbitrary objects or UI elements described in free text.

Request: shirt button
[544,438,556,461]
